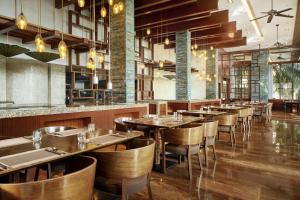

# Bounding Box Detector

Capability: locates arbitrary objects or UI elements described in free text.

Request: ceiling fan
[272,24,287,49]
[250,0,293,23]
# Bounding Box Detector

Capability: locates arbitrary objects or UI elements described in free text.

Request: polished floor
[125,112,300,200]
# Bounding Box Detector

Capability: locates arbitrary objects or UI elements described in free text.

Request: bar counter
[0,103,149,137]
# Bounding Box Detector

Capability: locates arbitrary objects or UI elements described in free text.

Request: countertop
[0,103,149,119]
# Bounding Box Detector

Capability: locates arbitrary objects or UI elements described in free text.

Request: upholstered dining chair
[0,156,96,200]
[89,138,155,200]
[161,123,204,180]
[200,120,218,166]
[237,108,251,141]
[214,114,238,147]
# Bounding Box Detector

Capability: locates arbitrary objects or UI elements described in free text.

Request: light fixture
[210,46,214,50]
[107,79,112,89]
[192,50,197,56]
[118,1,124,12]
[194,44,198,50]
[228,0,233,3]
[100,6,107,18]
[98,53,104,64]
[141,62,145,69]
[159,60,164,68]
[146,28,151,35]
[78,0,85,7]
[108,0,114,6]
[228,32,235,38]
[93,73,98,84]
[89,47,96,58]
[191,46,194,50]
[113,3,120,15]
[241,0,263,39]
[87,57,95,70]
[35,0,45,52]
[58,40,67,59]
[16,0,27,30]
[212,54,215,58]
[164,37,170,45]
[204,56,208,61]
[58,0,67,59]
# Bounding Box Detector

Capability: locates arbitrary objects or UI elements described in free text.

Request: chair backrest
[162,124,204,146]
[90,139,155,180]
[114,117,132,132]
[214,114,238,126]
[237,108,249,118]
[0,156,96,200]
[202,120,218,137]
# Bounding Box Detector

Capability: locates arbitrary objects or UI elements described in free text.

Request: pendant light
[159,60,164,68]
[146,28,151,35]
[58,0,67,59]
[113,3,120,15]
[35,0,45,52]
[210,45,214,50]
[78,0,85,8]
[141,62,145,70]
[89,47,96,58]
[16,0,27,30]
[98,53,104,64]
[87,57,95,70]
[118,1,124,12]
[100,6,107,18]
[108,0,114,6]
[164,37,170,45]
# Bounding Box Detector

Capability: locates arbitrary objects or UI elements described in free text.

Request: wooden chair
[237,108,249,141]
[161,124,204,180]
[214,114,238,147]
[89,139,155,200]
[0,156,96,200]
[200,120,218,166]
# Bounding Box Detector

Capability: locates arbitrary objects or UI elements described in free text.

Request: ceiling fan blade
[277,8,292,14]
[250,14,269,21]
[267,14,273,23]
[276,13,294,18]
[261,12,269,14]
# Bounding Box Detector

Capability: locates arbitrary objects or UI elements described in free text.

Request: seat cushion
[94,175,148,196]
[165,144,199,155]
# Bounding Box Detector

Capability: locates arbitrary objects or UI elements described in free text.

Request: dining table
[0,129,143,177]
[181,110,227,118]
[124,115,204,171]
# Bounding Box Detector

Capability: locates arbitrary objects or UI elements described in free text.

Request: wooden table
[181,110,227,117]
[0,129,142,176]
[210,106,244,112]
[125,115,204,167]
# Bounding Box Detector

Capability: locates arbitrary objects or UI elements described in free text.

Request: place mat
[89,134,127,146]
[0,137,32,148]
[49,128,83,137]
[0,149,60,169]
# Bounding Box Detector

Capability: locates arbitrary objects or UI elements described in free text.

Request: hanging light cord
[61,0,64,40]
[39,0,41,33]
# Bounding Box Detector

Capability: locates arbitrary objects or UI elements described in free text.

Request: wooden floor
[122,112,300,200]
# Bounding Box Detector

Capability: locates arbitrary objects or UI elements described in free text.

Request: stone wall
[110,0,135,103]
[206,49,218,99]
[3,58,65,105]
[176,31,191,100]
[0,56,6,101]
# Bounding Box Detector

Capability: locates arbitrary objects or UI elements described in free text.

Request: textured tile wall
[110,0,135,103]
[206,49,218,99]
[48,64,66,105]
[176,31,191,100]
[0,56,6,101]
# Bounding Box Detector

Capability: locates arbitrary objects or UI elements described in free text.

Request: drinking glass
[88,123,96,132]
[77,132,86,143]
[32,130,42,142]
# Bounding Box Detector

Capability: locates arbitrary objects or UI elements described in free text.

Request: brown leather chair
[89,139,155,200]
[161,124,204,180]
[200,120,218,166]
[0,156,96,200]
[214,114,238,147]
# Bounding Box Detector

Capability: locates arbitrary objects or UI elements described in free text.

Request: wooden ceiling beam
[135,0,172,10]
[136,10,229,37]
[55,0,77,9]
[135,0,197,17]
[135,0,218,29]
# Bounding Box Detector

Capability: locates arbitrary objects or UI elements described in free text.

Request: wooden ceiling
[56,0,246,49]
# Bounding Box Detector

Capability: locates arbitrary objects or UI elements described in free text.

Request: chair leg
[187,147,192,180]
[47,163,52,179]
[197,150,203,170]
[34,167,40,181]
[230,130,234,148]
[147,174,154,200]
[162,141,166,174]
[205,147,208,166]
[212,145,217,160]
[121,179,128,200]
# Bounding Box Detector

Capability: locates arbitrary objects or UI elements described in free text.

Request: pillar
[176,31,191,100]
[110,0,135,103]
[206,49,218,99]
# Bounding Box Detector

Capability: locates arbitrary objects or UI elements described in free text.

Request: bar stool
[89,138,155,200]
[214,114,238,147]
[0,156,96,200]
[161,124,204,180]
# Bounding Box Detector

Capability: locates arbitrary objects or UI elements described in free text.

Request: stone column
[110,0,135,103]
[256,51,269,102]
[206,49,218,99]
[176,31,191,100]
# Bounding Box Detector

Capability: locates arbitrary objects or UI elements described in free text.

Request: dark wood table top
[182,110,227,116]
[210,106,245,111]
[125,115,204,129]
[0,129,142,176]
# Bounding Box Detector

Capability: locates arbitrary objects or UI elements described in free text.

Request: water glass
[32,130,42,142]
[77,132,86,143]
[87,123,96,132]
[173,112,178,119]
